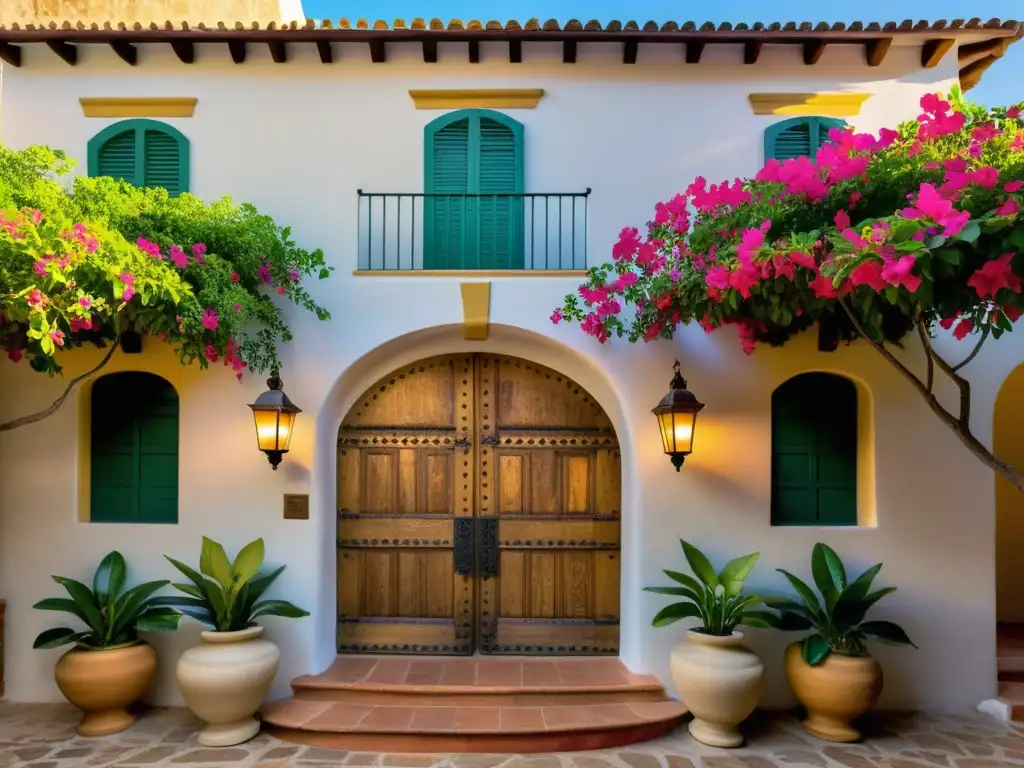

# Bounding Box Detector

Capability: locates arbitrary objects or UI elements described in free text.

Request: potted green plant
[162,536,309,747]
[644,539,777,748]
[32,551,180,736]
[766,542,916,743]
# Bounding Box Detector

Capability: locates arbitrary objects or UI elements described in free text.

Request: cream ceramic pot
[669,629,765,747]
[175,625,280,747]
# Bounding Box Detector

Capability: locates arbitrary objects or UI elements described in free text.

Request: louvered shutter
[765,117,849,162]
[96,129,138,185]
[425,119,470,269]
[91,372,179,524]
[477,117,523,269]
[771,373,858,526]
[143,129,184,196]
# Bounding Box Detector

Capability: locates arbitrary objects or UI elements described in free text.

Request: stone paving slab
[1,702,1024,768]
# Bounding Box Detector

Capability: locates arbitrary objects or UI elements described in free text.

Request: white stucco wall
[0,37,1011,712]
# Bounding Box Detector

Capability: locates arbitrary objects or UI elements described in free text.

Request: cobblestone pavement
[1,703,1024,768]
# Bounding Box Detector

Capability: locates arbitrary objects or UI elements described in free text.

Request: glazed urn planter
[784,641,883,742]
[175,625,280,747]
[54,640,157,736]
[669,629,765,747]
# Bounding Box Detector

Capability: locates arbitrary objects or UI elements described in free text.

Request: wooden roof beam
[685,41,705,63]
[369,39,386,62]
[422,39,437,62]
[228,39,246,63]
[0,42,22,67]
[316,40,332,63]
[803,40,827,65]
[468,39,480,63]
[563,39,577,63]
[268,40,286,63]
[110,40,136,65]
[743,41,762,64]
[170,40,194,63]
[46,40,76,65]
[865,37,892,66]
[509,39,522,63]
[922,38,955,68]
[623,39,638,64]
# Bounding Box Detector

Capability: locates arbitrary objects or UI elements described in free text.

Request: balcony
[356,190,591,272]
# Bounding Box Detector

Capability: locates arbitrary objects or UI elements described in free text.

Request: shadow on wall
[996,364,1024,623]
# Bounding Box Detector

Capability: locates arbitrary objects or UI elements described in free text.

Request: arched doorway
[336,353,621,656]
[996,365,1024,624]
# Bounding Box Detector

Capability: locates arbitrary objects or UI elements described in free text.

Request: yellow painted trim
[409,89,545,109]
[747,92,871,117]
[352,269,585,277]
[79,97,198,118]
[461,282,491,341]
[77,376,93,523]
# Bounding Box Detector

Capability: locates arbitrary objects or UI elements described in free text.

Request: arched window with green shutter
[424,109,524,269]
[764,117,848,162]
[87,119,190,196]
[771,372,858,526]
[90,372,179,524]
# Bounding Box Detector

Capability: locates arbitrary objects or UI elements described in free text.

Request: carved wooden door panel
[475,356,621,655]
[336,356,476,655]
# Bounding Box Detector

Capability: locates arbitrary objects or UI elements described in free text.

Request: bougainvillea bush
[0,145,332,429]
[555,87,1024,489]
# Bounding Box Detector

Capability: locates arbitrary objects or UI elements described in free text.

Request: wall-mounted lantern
[248,368,302,470]
[652,360,705,472]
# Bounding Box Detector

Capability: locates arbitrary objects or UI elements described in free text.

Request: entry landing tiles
[4,703,1024,768]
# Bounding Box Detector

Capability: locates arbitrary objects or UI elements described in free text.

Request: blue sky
[302,0,1023,107]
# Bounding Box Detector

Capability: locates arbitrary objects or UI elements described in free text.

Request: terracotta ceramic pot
[669,630,765,747]
[54,640,157,736]
[784,641,883,742]
[176,625,280,747]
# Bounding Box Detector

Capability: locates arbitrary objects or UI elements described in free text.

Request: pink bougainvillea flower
[997,198,1021,217]
[597,298,622,317]
[1013,135,1024,152]
[7,347,23,363]
[902,183,972,236]
[939,311,961,330]
[579,285,609,304]
[119,272,135,301]
[972,123,1002,142]
[69,316,93,333]
[881,254,922,293]
[809,272,840,299]
[705,265,730,291]
[1005,304,1023,322]
[967,253,1022,298]
[288,268,300,282]
[849,191,862,207]
[1009,105,1021,118]
[907,141,923,157]
[136,237,162,259]
[231,271,241,283]
[849,260,887,291]
[841,229,869,250]
[192,243,207,264]
[953,317,974,340]
[26,288,46,309]
[834,209,851,229]
[33,260,48,276]
[258,262,273,283]
[276,285,286,295]
[232,303,242,311]
[550,308,563,324]
[971,166,999,189]
[170,244,189,269]
[29,208,43,225]
[204,344,219,363]
[1005,180,1024,193]
[49,329,65,347]
[612,227,641,261]
[201,308,219,330]
[79,296,92,308]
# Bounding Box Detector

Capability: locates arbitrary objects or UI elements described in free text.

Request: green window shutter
[764,117,849,162]
[91,372,179,524]
[87,119,190,196]
[771,373,857,526]
[424,109,524,270]
[425,118,470,269]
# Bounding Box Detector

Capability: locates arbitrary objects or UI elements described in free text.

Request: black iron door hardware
[452,517,500,578]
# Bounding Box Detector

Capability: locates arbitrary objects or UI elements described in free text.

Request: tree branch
[915,317,935,394]
[952,326,990,372]
[0,343,118,432]
[838,299,931,399]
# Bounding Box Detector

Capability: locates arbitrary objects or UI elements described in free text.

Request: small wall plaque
[283,494,309,520]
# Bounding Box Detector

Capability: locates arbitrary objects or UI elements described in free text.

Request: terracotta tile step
[260,699,688,735]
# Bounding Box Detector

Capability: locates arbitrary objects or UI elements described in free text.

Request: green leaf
[245,565,285,606]
[165,556,207,592]
[884,285,899,304]
[33,627,82,649]
[956,221,981,244]
[93,551,127,609]
[651,601,701,627]
[171,582,204,599]
[859,620,916,647]
[1009,226,1024,250]
[812,543,847,593]
[663,569,704,593]
[680,540,719,589]
[230,539,265,595]
[173,605,217,627]
[934,247,962,265]
[718,552,759,597]
[778,610,815,631]
[32,597,91,626]
[53,577,105,636]
[109,580,170,640]
[248,600,310,621]
[801,634,832,665]
[739,610,779,629]
[135,608,182,633]
[200,537,235,591]
[776,569,823,621]
[643,586,697,597]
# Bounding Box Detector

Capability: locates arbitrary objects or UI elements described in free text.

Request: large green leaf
[663,569,704,594]
[171,582,204,599]
[53,576,105,636]
[200,537,235,591]
[165,556,207,592]
[33,627,84,649]
[834,585,896,629]
[135,608,183,633]
[810,543,846,610]
[109,580,169,640]
[92,551,127,608]
[776,569,824,623]
[651,601,701,627]
[245,565,285,606]
[842,562,883,602]
[680,540,719,589]
[801,633,832,665]
[231,539,265,590]
[249,599,310,621]
[173,605,217,627]
[718,552,759,597]
[643,586,700,599]
[859,620,916,647]
[739,610,780,629]
[778,610,815,631]
[32,597,92,627]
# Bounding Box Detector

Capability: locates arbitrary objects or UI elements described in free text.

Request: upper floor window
[771,372,858,526]
[764,117,848,162]
[424,109,524,269]
[90,372,179,524]
[87,119,190,196]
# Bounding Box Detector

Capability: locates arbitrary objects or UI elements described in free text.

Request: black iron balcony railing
[357,190,591,271]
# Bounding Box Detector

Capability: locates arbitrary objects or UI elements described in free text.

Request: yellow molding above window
[747,92,870,117]
[461,282,491,340]
[409,89,545,109]
[79,97,198,118]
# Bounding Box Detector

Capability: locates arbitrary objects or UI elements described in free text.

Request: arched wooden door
[337,354,621,656]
